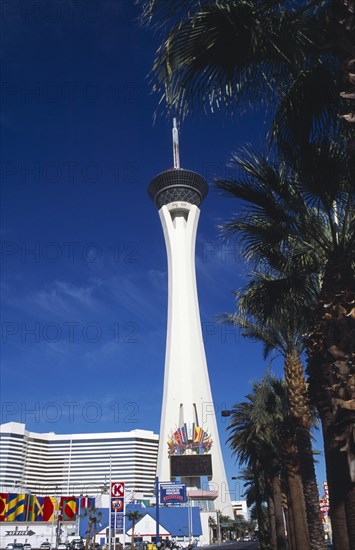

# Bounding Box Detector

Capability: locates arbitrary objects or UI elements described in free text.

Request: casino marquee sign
[167,423,212,456]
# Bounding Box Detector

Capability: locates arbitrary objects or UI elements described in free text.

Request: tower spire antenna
[172,117,180,169]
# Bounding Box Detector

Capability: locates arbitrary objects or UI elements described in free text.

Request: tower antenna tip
[172,118,180,169]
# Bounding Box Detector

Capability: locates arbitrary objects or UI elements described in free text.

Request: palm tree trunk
[287,472,311,550]
[286,508,296,550]
[131,521,135,549]
[322,410,351,550]
[271,474,287,550]
[254,471,271,550]
[93,522,97,550]
[345,485,355,548]
[285,488,296,550]
[267,494,277,549]
[323,408,352,550]
[85,519,92,550]
[307,255,355,549]
[281,428,311,550]
[285,352,326,550]
[295,425,326,550]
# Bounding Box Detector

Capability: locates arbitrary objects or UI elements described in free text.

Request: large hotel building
[0,422,159,499]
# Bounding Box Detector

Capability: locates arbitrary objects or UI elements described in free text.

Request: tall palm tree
[80,504,103,550]
[228,374,289,550]
[217,142,355,549]
[239,467,271,549]
[126,510,143,549]
[220,278,325,550]
[139,1,354,546]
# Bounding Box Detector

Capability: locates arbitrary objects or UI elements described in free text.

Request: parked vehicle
[70,540,84,550]
[40,543,51,550]
[5,544,15,550]
[24,544,32,550]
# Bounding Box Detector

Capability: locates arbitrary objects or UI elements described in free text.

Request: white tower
[148,122,232,516]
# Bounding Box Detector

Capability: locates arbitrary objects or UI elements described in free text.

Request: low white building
[0,521,77,548]
[231,500,249,521]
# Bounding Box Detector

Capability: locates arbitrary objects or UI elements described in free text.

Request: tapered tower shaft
[149,165,232,516]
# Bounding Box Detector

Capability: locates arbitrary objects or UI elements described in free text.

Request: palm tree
[220,278,325,550]
[139,2,354,546]
[239,467,271,549]
[228,374,289,550]
[208,515,216,544]
[126,510,143,549]
[80,504,103,550]
[139,1,319,111]
[219,514,232,541]
[217,143,355,549]
[139,0,350,157]
[250,501,269,539]
[232,514,248,541]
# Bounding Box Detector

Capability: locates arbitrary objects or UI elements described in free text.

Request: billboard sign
[170,454,212,477]
[159,482,187,504]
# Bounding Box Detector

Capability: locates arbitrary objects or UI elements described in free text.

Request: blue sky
[1,0,327,497]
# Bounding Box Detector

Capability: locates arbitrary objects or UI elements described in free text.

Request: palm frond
[271,59,343,157]
[137,0,199,29]
[148,1,323,118]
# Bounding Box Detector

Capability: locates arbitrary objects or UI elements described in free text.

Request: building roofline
[0,421,159,441]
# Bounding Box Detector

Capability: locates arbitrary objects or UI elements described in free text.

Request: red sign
[111,482,125,497]
[319,498,329,513]
[111,498,124,512]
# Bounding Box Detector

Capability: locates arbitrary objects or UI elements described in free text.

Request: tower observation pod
[148,121,233,516]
